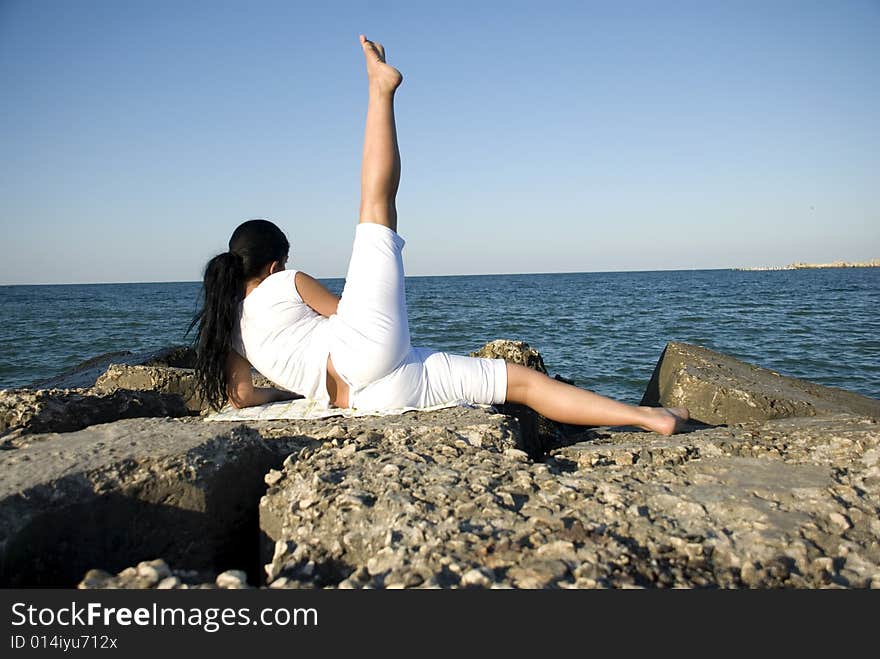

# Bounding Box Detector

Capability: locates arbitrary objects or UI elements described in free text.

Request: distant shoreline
[735,259,880,272]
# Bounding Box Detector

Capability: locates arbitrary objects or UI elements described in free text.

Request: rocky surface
[257,411,879,589]
[0,416,313,587]
[29,345,196,390]
[0,388,191,442]
[641,342,880,425]
[550,414,880,587]
[2,338,877,589]
[93,364,205,412]
[79,559,253,590]
[83,410,880,590]
[1,343,280,437]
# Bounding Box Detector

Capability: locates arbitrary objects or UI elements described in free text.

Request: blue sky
[1,0,878,284]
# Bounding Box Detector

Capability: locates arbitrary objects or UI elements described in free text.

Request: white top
[230,269,331,405]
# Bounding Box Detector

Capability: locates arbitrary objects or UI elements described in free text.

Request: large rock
[260,412,880,588]
[549,414,880,588]
[91,364,313,413]
[640,342,880,425]
[259,405,526,588]
[13,340,880,590]
[470,339,561,456]
[0,388,191,441]
[3,345,277,436]
[0,417,312,587]
[93,364,204,412]
[28,345,196,390]
[470,339,548,374]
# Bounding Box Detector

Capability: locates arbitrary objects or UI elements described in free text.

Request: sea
[1,268,878,403]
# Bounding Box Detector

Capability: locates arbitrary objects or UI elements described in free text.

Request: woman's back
[232,269,331,404]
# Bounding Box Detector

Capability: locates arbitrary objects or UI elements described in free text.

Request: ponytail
[186,219,290,411]
[187,252,245,411]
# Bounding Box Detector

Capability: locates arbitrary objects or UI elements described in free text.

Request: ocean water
[1,268,878,403]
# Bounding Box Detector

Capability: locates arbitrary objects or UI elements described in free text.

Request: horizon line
[5,260,878,287]
[1,266,748,287]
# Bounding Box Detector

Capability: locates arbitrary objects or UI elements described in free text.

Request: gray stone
[551,413,880,587]
[157,576,182,589]
[93,364,204,412]
[260,406,527,588]
[0,388,191,440]
[470,339,548,374]
[470,339,562,457]
[0,416,308,587]
[77,560,233,590]
[2,344,286,438]
[29,345,196,390]
[257,408,878,589]
[460,567,494,588]
[14,341,880,590]
[136,559,172,585]
[216,569,249,589]
[640,342,880,425]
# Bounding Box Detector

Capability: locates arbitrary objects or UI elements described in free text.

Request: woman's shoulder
[245,269,304,306]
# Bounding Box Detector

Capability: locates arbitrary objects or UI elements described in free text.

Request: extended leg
[359,34,403,231]
[505,363,690,436]
[328,36,409,391]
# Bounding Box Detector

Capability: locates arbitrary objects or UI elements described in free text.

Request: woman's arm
[225,350,302,409]
[295,271,340,318]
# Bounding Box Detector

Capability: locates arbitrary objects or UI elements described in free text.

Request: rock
[29,345,196,390]
[460,567,494,588]
[551,413,880,587]
[93,364,204,412]
[216,569,249,589]
[157,576,182,589]
[0,388,191,440]
[640,342,880,425]
[136,559,172,585]
[255,407,879,590]
[77,559,230,590]
[77,569,116,590]
[470,339,561,457]
[260,406,535,588]
[0,416,308,587]
[14,340,880,590]
[3,344,284,437]
[470,339,548,374]
[0,345,205,437]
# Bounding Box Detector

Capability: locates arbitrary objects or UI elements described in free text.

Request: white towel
[204,397,490,422]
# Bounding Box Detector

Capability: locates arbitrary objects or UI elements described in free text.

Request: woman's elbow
[227,387,252,409]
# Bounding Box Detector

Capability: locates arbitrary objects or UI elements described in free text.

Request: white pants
[327,223,508,410]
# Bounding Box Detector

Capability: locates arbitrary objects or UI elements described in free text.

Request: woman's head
[186,219,290,411]
[227,219,290,281]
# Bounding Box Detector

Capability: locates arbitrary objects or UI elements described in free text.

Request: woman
[188,35,689,436]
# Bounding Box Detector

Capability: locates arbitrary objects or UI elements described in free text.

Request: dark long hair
[186,219,290,411]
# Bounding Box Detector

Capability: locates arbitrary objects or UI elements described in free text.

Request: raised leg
[327,36,410,395]
[504,363,690,436]
[359,34,403,232]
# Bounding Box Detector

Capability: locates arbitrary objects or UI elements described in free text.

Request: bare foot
[359,34,403,94]
[637,406,690,436]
